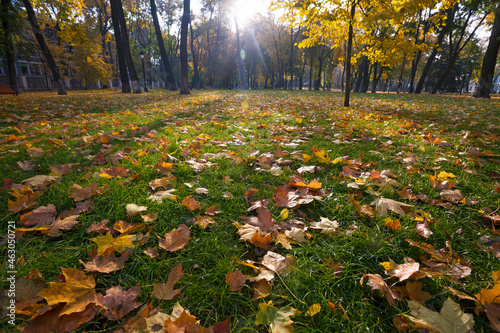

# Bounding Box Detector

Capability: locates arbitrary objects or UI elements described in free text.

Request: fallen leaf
[98,285,141,321]
[19,204,57,226]
[86,219,110,233]
[361,274,401,306]
[255,301,300,333]
[90,233,136,254]
[158,224,190,251]
[46,215,80,237]
[305,304,321,316]
[126,203,148,217]
[310,217,339,236]
[37,268,96,317]
[23,303,98,333]
[195,187,209,194]
[182,196,201,211]
[152,263,184,300]
[406,298,474,333]
[80,248,129,273]
[372,198,412,217]
[21,175,59,189]
[69,183,98,202]
[194,215,217,229]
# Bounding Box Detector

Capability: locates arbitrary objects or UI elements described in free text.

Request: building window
[0,63,6,75]
[19,62,29,76]
[29,63,42,76]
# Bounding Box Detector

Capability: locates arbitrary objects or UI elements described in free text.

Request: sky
[191,0,274,27]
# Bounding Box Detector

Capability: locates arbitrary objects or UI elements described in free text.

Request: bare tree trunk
[415,6,455,94]
[474,4,500,98]
[189,19,200,89]
[180,0,190,95]
[289,27,301,90]
[1,0,19,93]
[309,48,313,91]
[21,0,66,95]
[397,53,406,93]
[110,0,130,92]
[360,57,370,92]
[234,12,246,90]
[150,0,177,90]
[344,2,356,107]
[114,0,141,93]
[371,62,378,93]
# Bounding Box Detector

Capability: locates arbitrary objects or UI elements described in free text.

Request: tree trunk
[180,0,190,95]
[234,13,246,90]
[415,7,455,94]
[315,56,323,91]
[344,2,356,107]
[21,0,66,95]
[474,4,500,98]
[309,49,313,91]
[110,0,130,92]
[397,53,407,93]
[371,62,378,93]
[1,0,19,93]
[189,19,200,89]
[360,57,370,92]
[114,0,141,93]
[150,0,177,90]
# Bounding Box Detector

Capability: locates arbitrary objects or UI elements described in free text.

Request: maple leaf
[310,217,339,236]
[149,176,176,191]
[126,203,148,217]
[194,215,217,229]
[141,212,158,222]
[80,248,129,273]
[49,164,74,175]
[69,183,98,202]
[205,204,221,216]
[23,303,99,333]
[361,274,401,306]
[97,285,141,321]
[86,219,110,233]
[19,204,56,226]
[381,257,420,282]
[255,301,300,333]
[152,263,184,300]
[305,304,321,316]
[158,224,191,251]
[90,233,136,254]
[182,196,201,211]
[164,310,206,332]
[384,217,401,230]
[251,232,274,250]
[485,302,500,332]
[406,298,474,333]
[8,185,39,213]
[261,251,296,276]
[21,174,59,189]
[17,160,36,171]
[46,214,80,237]
[225,269,247,291]
[372,198,412,217]
[253,280,273,299]
[245,188,259,198]
[37,268,97,317]
[394,281,431,304]
[155,161,173,174]
[113,220,143,234]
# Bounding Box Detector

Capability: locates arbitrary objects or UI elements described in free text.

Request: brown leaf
[440,189,464,202]
[415,221,433,239]
[165,310,204,333]
[37,268,96,317]
[225,269,246,291]
[205,204,220,216]
[144,247,158,258]
[152,263,184,300]
[149,176,176,191]
[80,248,129,273]
[17,160,36,171]
[19,204,57,226]
[100,166,128,178]
[23,303,99,333]
[361,274,401,306]
[97,285,141,321]
[141,212,158,222]
[372,198,412,217]
[250,232,274,250]
[49,164,73,175]
[86,219,110,233]
[182,196,201,211]
[485,302,500,332]
[44,215,79,237]
[253,280,272,299]
[69,183,98,202]
[8,185,39,213]
[194,215,217,229]
[397,187,418,201]
[245,188,259,198]
[154,161,173,174]
[113,220,143,234]
[158,224,191,251]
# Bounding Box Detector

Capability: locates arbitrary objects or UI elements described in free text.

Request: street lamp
[139,50,148,92]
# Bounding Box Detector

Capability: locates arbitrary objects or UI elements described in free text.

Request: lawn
[1,89,500,332]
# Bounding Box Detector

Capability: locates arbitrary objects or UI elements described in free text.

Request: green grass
[0,89,499,332]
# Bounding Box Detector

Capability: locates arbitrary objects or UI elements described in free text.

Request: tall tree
[474,4,500,98]
[180,0,190,94]
[109,0,131,92]
[190,19,200,89]
[0,0,19,93]
[234,10,246,90]
[21,0,67,94]
[150,0,177,90]
[114,0,141,93]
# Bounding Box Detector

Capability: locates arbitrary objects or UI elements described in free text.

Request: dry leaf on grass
[152,263,184,300]
[158,224,190,251]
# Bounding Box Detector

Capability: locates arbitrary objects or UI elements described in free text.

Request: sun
[233,0,270,27]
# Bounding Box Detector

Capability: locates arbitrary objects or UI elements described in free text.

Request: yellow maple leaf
[90,233,136,255]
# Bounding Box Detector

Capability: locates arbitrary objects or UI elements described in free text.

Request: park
[1,0,500,332]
